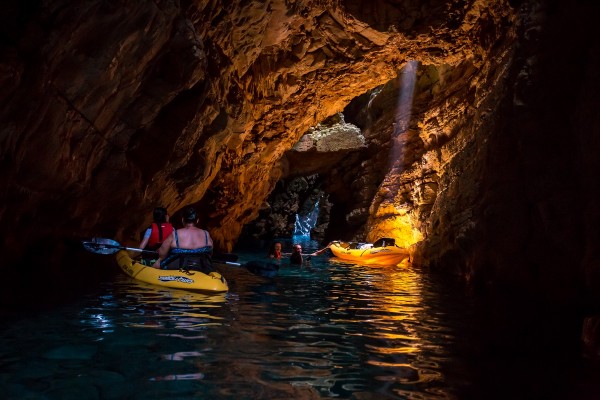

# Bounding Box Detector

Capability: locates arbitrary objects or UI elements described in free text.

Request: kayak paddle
[82,237,243,266]
[82,238,156,255]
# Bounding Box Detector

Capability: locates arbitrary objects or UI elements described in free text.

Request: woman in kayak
[139,206,173,251]
[153,207,214,273]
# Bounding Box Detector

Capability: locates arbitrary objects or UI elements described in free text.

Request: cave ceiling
[0,0,513,260]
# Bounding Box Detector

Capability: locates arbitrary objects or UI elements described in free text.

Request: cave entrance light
[368,61,421,248]
[293,199,320,237]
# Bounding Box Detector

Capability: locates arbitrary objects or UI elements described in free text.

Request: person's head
[182,207,198,225]
[268,241,282,257]
[153,207,168,223]
[293,244,302,253]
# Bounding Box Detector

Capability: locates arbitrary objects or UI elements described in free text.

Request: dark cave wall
[241,175,322,239]
[537,1,600,301]
[468,0,600,306]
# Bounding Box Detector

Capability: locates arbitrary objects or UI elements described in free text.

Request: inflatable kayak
[115,250,228,293]
[329,238,409,266]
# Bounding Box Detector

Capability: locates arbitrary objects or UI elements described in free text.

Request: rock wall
[0,0,511,271]
[409,0,600,309]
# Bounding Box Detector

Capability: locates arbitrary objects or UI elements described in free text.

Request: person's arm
[138,228,151,250]
[310,243,331,256]
[153,232,174,268]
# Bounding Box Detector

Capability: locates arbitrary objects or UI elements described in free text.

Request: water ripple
[0,258,479,399]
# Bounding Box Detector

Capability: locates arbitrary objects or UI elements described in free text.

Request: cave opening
[239,60,429,248]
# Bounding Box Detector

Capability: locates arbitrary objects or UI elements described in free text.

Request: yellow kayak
[115,250,228,293]
[329,239,409,266]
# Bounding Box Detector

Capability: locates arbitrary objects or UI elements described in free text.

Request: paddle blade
[82,238,121,255]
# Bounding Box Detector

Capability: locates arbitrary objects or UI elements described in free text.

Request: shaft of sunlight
[367,61,423,249]
[389,60,418,172]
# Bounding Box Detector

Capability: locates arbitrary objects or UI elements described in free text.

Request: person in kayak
[153,207,214,273]
[138,206,174,251]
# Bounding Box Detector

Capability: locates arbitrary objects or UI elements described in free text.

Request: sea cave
[1,0,599,397]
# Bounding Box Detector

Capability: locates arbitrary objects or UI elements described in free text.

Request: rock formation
[0,0,510,257]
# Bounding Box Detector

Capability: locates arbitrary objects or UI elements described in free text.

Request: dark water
[0,238,598,399]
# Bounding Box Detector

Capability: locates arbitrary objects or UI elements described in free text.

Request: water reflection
[0,258,472,399]
[209,256,461,398]
[95,277,227,333]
